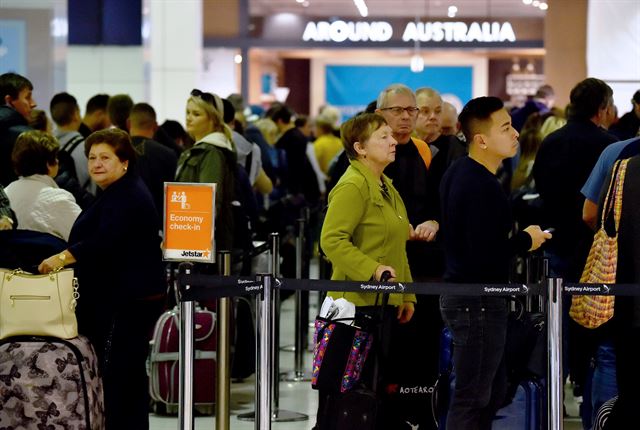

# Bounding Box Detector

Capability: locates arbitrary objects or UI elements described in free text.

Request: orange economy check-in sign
[163,182,216,263]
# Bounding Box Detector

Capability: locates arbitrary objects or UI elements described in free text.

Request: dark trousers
[82,298,164,430]
[440,296,508,430]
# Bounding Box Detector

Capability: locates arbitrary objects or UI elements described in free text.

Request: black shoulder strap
[245,147,254,173]
[62,135,85,153]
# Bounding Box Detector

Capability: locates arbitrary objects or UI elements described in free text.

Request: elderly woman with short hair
[39,128,165,429]
[5,130,80,240]
[317,113,417,428]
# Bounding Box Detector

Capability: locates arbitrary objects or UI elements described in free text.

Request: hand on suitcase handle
[380,270,392,282]
[374,265,395,282]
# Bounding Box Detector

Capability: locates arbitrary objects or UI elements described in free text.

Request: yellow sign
[163,182,216,262]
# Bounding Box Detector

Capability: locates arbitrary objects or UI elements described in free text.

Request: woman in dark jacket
[39,128,165,429]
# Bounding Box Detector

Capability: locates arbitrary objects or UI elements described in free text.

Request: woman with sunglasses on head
[175,90,237,251]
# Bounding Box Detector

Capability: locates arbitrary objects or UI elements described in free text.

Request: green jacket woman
[320,113,416,320]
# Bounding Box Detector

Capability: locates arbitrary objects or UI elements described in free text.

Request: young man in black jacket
[0,72,36,186]
[439,96,550,430]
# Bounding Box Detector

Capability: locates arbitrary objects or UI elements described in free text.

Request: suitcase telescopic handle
[380,270,392,282]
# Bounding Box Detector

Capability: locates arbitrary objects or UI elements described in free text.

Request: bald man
[441,101,459,137]
[415,88,467,258]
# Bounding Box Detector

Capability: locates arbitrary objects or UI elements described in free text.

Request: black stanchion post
[258,273,274,430]
[238,234,307,423]
[270,233,280,416]
[238,272,273,428]
[547,271,563,430]
[178,262,195,430]
[282,218,311,382]
[216,252,232,430]
[268,232,307,421]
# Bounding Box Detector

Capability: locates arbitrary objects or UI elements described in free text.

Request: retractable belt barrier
[178,274,541,300]
[176,267,640,430]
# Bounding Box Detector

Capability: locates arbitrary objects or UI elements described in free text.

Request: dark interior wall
[68,0,142,45]
[488,58,544,102]
[283,58,310,115]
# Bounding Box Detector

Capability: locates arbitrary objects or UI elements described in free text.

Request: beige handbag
[0,268,79,340]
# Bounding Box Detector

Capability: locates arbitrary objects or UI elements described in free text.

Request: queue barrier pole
[216,252,232,430]
[238,233,308,423]
[178,262,195,430]
[282,218,312,382]
[548,274,563,430]
[270,233,281,414]
[256,273,273,430]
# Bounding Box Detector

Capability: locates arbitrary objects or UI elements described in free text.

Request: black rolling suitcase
[315,274,393,430]
[317,387,379,430]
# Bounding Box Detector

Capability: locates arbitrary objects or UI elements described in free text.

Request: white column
[67,46,145,110]
[587,0,640,110]
[147,0,202,124]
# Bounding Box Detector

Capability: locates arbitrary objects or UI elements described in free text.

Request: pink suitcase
[149,305,217,413]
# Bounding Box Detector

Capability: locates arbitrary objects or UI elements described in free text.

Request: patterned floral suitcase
[0,335,105,429]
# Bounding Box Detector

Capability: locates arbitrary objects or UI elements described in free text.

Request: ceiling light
[532,0,540,6]
[522,0,533,4]
[234,54,243,64]
[296,0,304,3]
[410,54,424,73]
[353,0,368,18]
[539,2,548,10]
[302,1,310,6]
[447,6,458,18]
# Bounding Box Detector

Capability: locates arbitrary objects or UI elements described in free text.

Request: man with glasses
[376,84,439,265]
[374,83,443,428]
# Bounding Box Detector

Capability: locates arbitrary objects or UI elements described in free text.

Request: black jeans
[440,295,508,430]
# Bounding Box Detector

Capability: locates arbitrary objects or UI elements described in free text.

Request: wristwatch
[57,253,66,265]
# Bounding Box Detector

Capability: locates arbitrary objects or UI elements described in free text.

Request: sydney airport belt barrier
[176,270,640,429]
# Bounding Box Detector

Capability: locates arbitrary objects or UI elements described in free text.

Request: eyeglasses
[380,106,420,117]
[191,89,215,106]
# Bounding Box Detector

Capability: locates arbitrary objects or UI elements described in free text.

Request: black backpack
[55,135,94,209]
[231,151,259,275]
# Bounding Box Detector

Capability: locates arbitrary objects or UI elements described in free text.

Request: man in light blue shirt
[581,136,640,228]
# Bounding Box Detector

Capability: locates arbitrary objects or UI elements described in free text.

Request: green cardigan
[321,159,416,307]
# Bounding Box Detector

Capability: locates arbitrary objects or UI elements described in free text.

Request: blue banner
[0,20,27,75]
[326,65,473,121]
